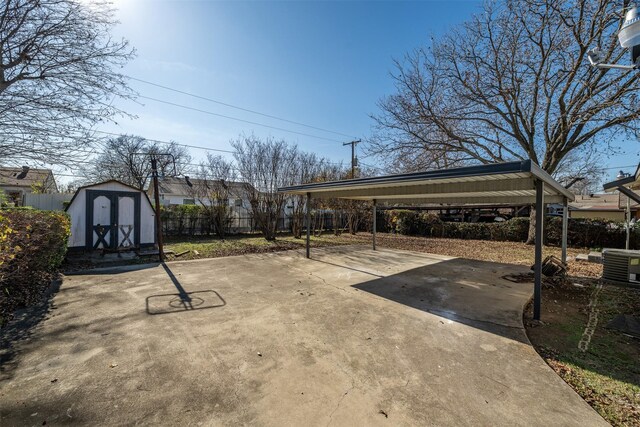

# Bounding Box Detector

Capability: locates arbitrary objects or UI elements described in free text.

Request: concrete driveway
[0,246,606,426]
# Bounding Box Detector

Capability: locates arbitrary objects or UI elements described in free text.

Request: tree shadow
[0,278,62,379]
[64,262,161,276]
[525,283,640,390]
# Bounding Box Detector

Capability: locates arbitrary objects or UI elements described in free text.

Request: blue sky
[88,0,638,183]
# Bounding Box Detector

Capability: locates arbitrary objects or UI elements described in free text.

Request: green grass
[529,284,640,426]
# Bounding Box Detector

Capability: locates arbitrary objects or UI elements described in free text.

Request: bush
[546,217,638,249]
[385,210,418,235]
[0,210,70,325]
[380,210,640,249]
[161,204,204,235]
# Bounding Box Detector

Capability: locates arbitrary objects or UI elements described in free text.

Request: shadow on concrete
[0,278,62,380]
[312,254,531,344]
[145,263,226,315]
[64,262,160,276]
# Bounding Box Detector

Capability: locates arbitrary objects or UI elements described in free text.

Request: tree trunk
[527,206,547,246]
[526,207,536,245]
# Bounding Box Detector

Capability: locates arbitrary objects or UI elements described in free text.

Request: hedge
[381,209,639,249]
[0,209,70,326]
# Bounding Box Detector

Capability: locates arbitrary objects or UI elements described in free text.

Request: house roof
[567,192,640,211]
[0,166,54,189]
[619,190,640,209]
[279,160,574,205]
[154,176,248,196]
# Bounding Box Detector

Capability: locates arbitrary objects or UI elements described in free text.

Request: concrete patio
[0,246,606,426]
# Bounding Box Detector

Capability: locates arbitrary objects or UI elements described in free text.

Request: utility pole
[150,155,165,262]
[343,139,361,178]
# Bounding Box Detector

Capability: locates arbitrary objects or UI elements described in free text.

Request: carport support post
[534,180,544,321]
[626,196,631,250]
[306,192,311,258]
[561,197,568,264]
[372,199,377,250]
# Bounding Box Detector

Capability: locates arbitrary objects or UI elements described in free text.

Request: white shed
[66,180,156,251]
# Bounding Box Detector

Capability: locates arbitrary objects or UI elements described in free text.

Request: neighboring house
[0,166,58,206]
[569,192,640,221]
[148,176,252,213]
[148,177,296,231]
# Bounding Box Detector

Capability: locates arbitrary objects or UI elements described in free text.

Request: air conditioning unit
[602,249,640,286]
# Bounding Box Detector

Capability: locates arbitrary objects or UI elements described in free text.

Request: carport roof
[279,160,574,205]
[603,163,640,191]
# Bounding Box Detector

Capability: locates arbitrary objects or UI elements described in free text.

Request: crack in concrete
[325,385,355,427]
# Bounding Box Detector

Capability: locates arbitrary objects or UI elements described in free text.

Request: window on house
[235,199,243,207]
[183,198,195,205]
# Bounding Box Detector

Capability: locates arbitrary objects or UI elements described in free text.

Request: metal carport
[279,160,575,320]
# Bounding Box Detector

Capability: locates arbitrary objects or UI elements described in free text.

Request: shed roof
[279,160,574,205]
[65,179,154,212]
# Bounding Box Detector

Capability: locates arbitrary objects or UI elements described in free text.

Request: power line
[129,76,357,139]
[602,164,638,171]
[92,130,236,154]
[89,130,347,166]
[138,95,345,144]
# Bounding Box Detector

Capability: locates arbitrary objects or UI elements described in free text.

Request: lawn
[525,282,640,426]
[165,231,638,425]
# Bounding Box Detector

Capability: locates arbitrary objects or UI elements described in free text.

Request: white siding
[67,181,156,249]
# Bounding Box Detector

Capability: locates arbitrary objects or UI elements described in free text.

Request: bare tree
[0,0,135,165]
[324,166,374,235]
[369,0,640,241]
[309,162,344,236]
[554,145,606,195]
[288,152,332,238]
[191,154,237,239]
[79,135,191,190]
[232,135,298,241]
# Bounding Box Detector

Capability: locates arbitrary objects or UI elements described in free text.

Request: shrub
[379,210,640,249]
[161,204,204,235]
[384,210,421,235]
[0,209,70,326]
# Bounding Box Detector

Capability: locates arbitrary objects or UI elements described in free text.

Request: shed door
[92,195,114,249]
[117,195,136,249]
[86,190,142,250]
